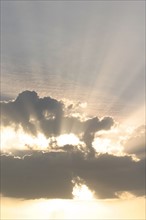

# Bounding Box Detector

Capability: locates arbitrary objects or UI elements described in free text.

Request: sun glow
[1,128,81,152]
[92,137,123,156]
[72,177,95,201]
[56,133,80,147]
[72,184,95,201]
[1,127,50,151]
[1,196,145,220]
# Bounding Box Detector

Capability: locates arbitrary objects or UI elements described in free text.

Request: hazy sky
[1,0,145,122]
[1,1,145,219]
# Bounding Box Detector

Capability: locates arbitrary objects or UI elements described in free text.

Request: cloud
[1,90,144,200]
[1,151,145,199]
[123,125,145,159]
[1,90,114,154]
[1,90,64,136]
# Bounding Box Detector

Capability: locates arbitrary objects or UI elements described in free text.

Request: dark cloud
[1,151,145,199]
[1,90,114,153]
[2,91,142,201]
[82,117,114,156]
[1,90,63,136]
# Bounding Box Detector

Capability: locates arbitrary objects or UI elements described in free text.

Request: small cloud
[123,125,145,159]
[115,191,136,200]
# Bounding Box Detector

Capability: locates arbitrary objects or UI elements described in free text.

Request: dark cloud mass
[1,91,64,136]
[1,151,145,199]
[1,91,145,200]
[1,91,114,131]
[1,90,114,152]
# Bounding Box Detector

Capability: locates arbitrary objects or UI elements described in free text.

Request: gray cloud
[1,91,144,200]
[124,125,145,159]
[1,151,145,199]
[1,91,114,154]
[1,90,63,136]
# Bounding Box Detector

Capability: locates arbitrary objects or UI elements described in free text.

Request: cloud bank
[0,91,145,200]
[1,151,145,199]
[1,90,114,154]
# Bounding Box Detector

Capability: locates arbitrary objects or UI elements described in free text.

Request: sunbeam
[1,1,145,219]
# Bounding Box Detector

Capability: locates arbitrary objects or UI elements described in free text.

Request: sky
[0,0,145,219]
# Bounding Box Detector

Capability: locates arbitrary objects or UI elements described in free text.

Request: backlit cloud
[123,125,145,159]
[1,151,145,199]
[1,90,114,154]
[0,91,145,200]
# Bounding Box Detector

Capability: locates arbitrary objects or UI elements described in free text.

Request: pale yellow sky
[1,196,145,219]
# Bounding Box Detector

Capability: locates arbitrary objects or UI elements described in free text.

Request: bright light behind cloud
[72,176,96,201]
[1,196,145,220]
[72,184,95,201]
[56,133,80,147]
[1,127,50,151]
[92,126,128,156]
[93,137,111,154]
